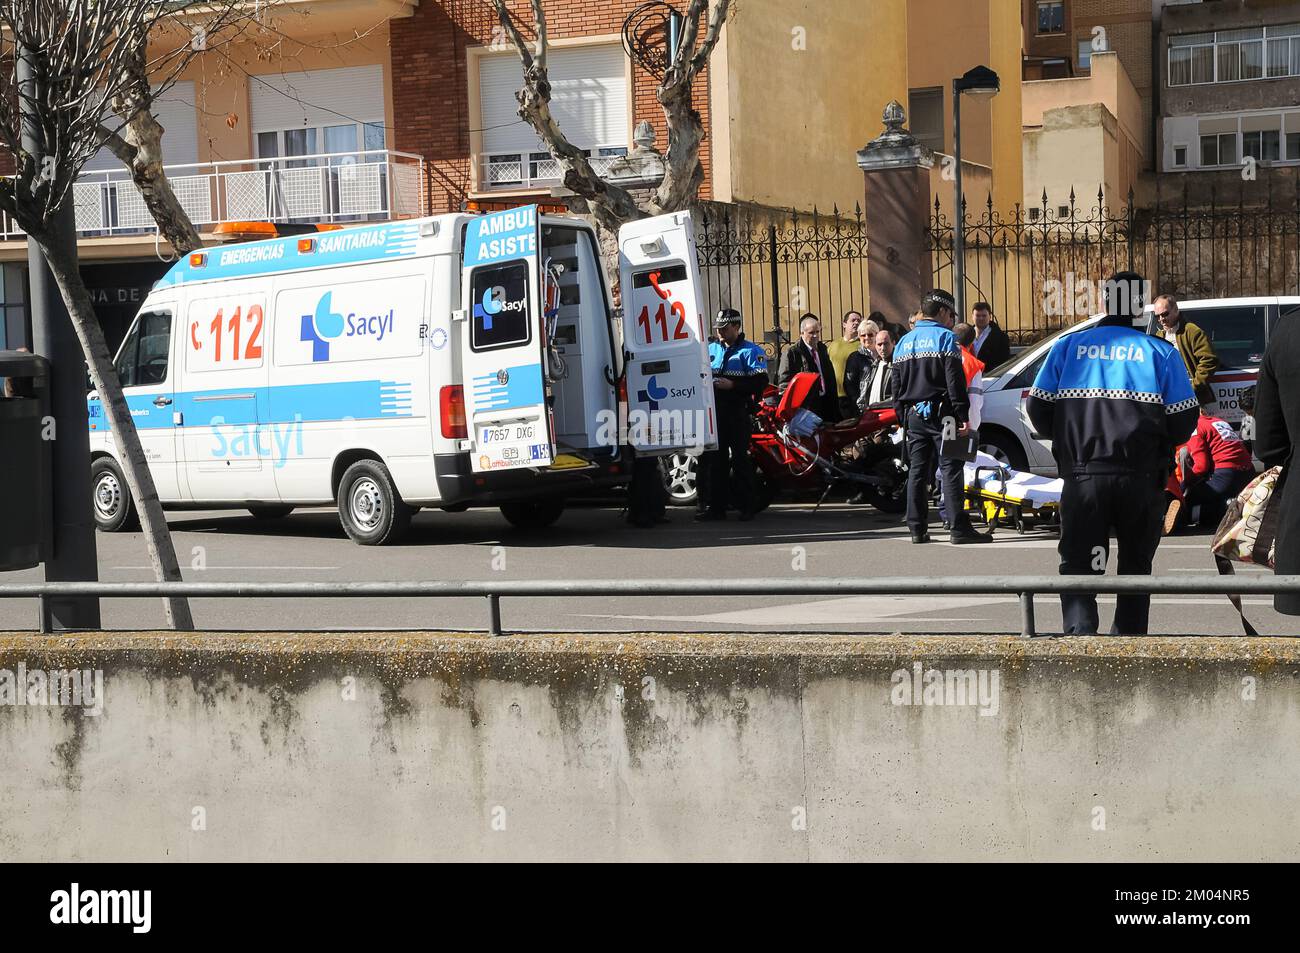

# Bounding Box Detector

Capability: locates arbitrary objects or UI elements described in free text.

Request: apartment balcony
[479,147,628,192]
[0,150,426,241]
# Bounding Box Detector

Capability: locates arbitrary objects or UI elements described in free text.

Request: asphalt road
[1,499,1293,636]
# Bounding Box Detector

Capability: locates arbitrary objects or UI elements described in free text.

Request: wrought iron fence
[928,183,1300,346]
[694,201,870,364]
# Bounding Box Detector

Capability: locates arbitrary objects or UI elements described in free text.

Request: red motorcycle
[748,372,907,513]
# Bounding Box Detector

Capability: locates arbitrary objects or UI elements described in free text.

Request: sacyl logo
[637,375,669,411]
[50,883,151,933]
[300,291,397,362]
[474,285,525,331]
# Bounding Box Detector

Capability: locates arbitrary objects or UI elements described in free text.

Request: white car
[977,296,1297,476]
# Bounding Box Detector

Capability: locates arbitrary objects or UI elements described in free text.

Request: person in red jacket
[1180,408,1256,529]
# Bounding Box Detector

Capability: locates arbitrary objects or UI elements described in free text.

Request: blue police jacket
[891,319,969,423]
[709,335,769,412]
[1027,315,1199,475]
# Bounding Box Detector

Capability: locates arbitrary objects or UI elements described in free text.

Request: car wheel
[500,498,565,530]
[337,459,413,545]
[90,457,139,532]
[978,429,1029,471]
[248,505,294,520]
[660,452,699,507]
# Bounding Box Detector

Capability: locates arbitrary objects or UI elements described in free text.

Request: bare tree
[488,0,730,244]
[0,0,255,629]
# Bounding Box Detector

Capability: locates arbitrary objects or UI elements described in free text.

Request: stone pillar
[856,102,935,326]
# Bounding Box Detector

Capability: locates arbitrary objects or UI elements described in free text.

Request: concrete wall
[3,632,1299,862]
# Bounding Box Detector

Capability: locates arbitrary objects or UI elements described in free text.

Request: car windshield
[984,317,1099,379]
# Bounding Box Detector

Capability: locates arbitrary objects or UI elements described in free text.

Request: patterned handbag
[1211,466,1286,635]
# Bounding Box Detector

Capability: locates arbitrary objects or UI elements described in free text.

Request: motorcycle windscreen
[461,206,555,473]
[617,211,718,456]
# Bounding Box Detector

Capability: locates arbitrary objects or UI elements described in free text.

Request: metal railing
[479,148,625,190]
[3,575,1298,638]
[0,149,427,239]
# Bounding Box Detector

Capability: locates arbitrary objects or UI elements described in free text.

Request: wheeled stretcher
[961,451,1063,535]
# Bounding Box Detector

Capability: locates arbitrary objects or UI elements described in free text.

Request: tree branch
[487,0,642,232]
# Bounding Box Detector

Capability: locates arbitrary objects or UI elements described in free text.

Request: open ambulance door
[617,211,718,456]
[460,205,556,474]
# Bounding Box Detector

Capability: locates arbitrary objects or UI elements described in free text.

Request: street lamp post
[951,65,1000,321]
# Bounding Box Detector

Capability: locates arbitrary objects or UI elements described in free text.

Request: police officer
[697,308,768,522]
[892,289,989,545]
[1027,271,1199,635]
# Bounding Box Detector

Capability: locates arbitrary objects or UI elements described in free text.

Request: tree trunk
[100,116,203,256]
[36,225,194,631]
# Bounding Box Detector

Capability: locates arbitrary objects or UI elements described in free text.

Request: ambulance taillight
[440,385,467,439]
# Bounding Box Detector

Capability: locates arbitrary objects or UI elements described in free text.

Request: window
[908,87,945,153]
[114,310,172,388]
[1077,39,1093,70]
[1182,306,1267,370]
[1268,38,1290,77]
[1288,132,1300,160]
[1009,351,1050,391]
[469,261,531,352]
[1217,41,1241,81]
[1174,145,1188,167]
[1200,133,1237,166]
[1170,25,1300,85]
[1028,207,1041,222]
[1243,129,1281,162]
[478,43,629,190]
[1036,1,1065,35]
[1168,32,1214,85]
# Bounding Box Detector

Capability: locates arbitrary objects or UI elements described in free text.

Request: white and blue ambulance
[87,207,718,544]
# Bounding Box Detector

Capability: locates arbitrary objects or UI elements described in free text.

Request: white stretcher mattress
[963,451,1064,509]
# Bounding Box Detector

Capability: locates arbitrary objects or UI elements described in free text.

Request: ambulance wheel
[248,505,294,521]
[337,460,413,545]
[91,457,139,532]
[500,498,565,530]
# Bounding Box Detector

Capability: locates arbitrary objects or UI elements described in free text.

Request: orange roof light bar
[214,221,281,239]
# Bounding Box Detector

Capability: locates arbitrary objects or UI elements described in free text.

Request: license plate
[473,421,552,472]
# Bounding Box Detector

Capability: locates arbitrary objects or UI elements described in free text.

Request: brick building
[390,0,712,214]
[1022,0,1154,164]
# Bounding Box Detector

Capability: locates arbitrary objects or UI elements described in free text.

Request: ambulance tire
[500,498,565,530]
[248,506,294,521]
[337,460,413,546]
[91,457,139,533]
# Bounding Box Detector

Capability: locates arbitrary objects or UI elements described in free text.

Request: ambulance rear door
[460,205,555,474]
[617,211,718,455]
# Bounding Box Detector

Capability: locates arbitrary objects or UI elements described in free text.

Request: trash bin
[0,350,53,571]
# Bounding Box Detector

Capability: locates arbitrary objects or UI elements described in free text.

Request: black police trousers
[699,411,756,516]
[1058,470,1166,635]
[904,408,972,535]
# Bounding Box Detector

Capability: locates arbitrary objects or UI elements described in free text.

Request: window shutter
[84,81,199,172]
[480,44,628,156]
[249,65,385,134]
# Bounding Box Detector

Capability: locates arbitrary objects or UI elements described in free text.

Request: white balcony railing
[0,149,426,239]
[480,147,627,191]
